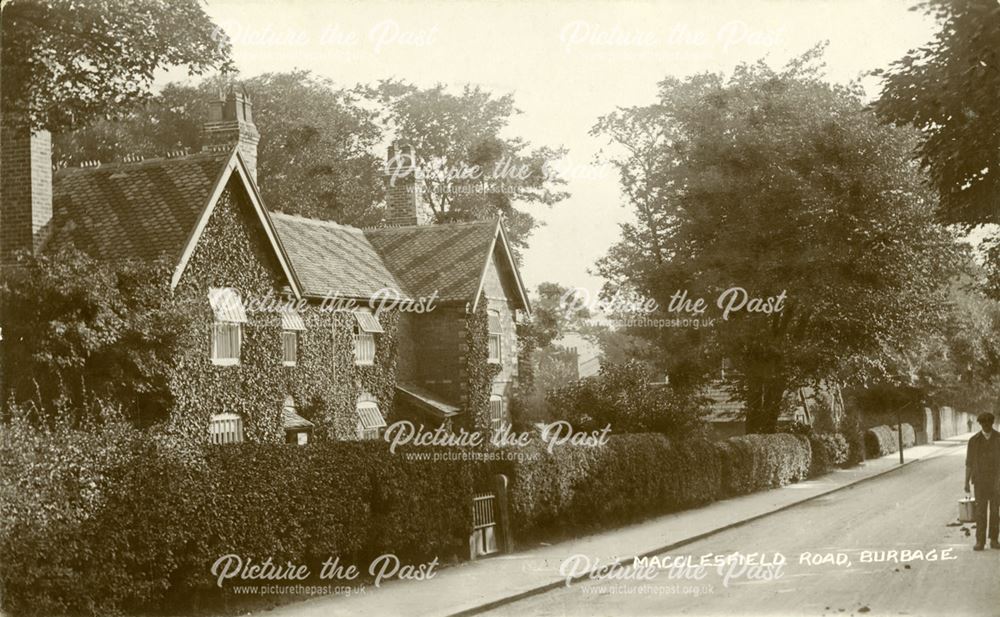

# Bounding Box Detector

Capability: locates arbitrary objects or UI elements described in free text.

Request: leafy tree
[54,71,385,224]
[524,282,592,348]
[249,72,384,224]
[982,234,1000,300]
[595,51,962,432]
[591,104,678,275]
[546,360,707,438]
[54,75,571,236]
[874,0,1000,226]
[892,272,1000,411]
[365,80,570,252]
[1,0,231,131]
[0,249,188,428]
[52,81,210,164]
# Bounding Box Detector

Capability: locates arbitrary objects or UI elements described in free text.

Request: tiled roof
[365,220,498,304]
[703,381,809,424]
[270,213,408,300]
[50,151,230,261]
[50,152,512,308]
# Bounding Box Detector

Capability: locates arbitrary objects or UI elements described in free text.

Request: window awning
[395,383,461,420]
[487,312,502,333]
[356,402,387,430]
[353,310,384,333]
[281,309,306,331]
[282,408,314,431]
[208,287,248,323]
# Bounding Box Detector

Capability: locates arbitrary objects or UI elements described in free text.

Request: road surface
[480,442,999,617]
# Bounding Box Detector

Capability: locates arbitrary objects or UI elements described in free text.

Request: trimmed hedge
[865,425,896,457]
[0,432,472,616]
[507,433,810,543]
[808,433,850,477]
[864,423,915,458]
[718,434,811,495]
[3,424,831,614]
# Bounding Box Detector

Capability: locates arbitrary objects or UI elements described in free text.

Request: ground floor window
[208,412,244,444]
[356,399,387,440]
[489,395,505,436]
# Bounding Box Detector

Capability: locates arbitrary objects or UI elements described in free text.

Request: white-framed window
[211,322,242,365]
[489,395,505,436]
[354,330,375,365]
[208,287,247,366]
[281,308,306,367]
[281,331,298,366]
[487,311,502,364]
[352,310,382,366]
[208,412,244,444]
[356,399,387,440]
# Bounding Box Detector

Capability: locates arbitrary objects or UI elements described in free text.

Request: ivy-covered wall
[167,178,399,444]
[457,298,502,433]
[163,177,523,442]
[482,249,521,413]
[285,307,399,441]
[169,179,288,444]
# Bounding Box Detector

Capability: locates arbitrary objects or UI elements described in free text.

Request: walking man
[965,412,1000,551]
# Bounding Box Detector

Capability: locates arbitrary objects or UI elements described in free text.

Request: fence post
[494,474,514,554]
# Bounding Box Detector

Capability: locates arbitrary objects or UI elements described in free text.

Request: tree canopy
[595,51,963,432]
[53,71,385,224]
[364,80,570,252]
[53,75,569,248]
[1,0,231,131]
[0,249,188,428]
[875,0,1000,226]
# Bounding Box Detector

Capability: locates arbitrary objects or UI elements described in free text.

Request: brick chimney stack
[384,143,423,226]
[202,88,260,183]
[0,118,52,264]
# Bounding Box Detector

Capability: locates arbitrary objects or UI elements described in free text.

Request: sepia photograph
[1,1,999,616]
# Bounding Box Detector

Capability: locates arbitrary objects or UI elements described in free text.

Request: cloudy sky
[157,0,938,295]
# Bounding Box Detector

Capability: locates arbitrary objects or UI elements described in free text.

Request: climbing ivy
[459,297,501,433]
[167,179,399,444]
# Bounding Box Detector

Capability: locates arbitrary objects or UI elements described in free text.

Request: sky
[157,0,939,296]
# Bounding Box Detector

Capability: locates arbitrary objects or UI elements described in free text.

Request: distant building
[551,330,601,379]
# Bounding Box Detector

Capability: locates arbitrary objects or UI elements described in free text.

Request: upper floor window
[356,397,386,440]
[353,310,383,366]
[208,287,247,366]
[209,412,244,444]
[281,309,306,367]
[487,311,502,364]
[282,331,298,366]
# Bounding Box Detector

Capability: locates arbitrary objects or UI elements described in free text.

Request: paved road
[481,442,1000,617]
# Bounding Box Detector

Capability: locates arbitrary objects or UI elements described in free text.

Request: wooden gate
[469,474,513,559]
[471,492,498,556]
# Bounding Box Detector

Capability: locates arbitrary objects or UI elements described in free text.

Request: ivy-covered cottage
[0,90,530,444]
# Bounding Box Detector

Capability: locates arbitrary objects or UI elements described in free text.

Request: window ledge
[211,358,240,367]
[487,359,501,365]
[282,361,297,367]
[355,360,375,367]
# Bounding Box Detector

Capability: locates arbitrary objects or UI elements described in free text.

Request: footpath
[256,434,973,617]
